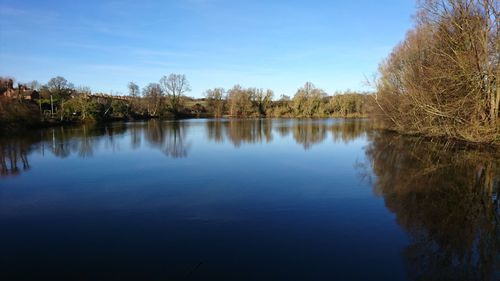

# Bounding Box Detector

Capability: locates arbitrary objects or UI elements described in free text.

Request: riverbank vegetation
[0,75,370,132]
[206,83,370,118]
[373,0,499,144]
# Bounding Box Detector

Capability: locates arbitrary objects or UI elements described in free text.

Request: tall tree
[143,83,163,116]
[47,76,74,100]
[28,80,40,91]
[159,74,191,114]
[292,82,326,117]
[47,76,69,92]
[128,82,140,98]
[205,88,226,117]
[226,85,253,117]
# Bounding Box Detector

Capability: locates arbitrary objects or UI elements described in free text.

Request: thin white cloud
[0,5,27,16]
[0,4,57,22]
[60,42,196,59]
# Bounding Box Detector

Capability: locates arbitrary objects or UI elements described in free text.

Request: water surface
[1,119,499,280]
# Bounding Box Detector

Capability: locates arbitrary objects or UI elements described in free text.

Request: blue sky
[0,0,415,97]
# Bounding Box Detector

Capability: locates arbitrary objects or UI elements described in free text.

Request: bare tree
[128,82,140,98]
[226,85,253,117]
[292,82,326,117]
[143,83,163,116]
[47,76,70,92]
[159,74,191,114]
[250,88,274,116]
[27,80,41,91]
[76,86,92,95]
[46,76,74,100]
[374,0,499,143]
[205,88,226,117]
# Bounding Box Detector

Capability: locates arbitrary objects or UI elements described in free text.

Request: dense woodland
[1,0,499,145]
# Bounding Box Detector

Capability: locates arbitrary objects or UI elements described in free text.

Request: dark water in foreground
[1,119,499,281]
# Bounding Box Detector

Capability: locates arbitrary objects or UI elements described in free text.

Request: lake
[1,119,499,281]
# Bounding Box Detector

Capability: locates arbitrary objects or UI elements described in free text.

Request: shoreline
[2,116,498,148]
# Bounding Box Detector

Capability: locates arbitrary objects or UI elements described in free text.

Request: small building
[23,90,40,101]
[1,86,39,101]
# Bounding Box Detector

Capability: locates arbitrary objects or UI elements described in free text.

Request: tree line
[129,80,370,119]
[0,74,196,126]
[1,74,370,130]
[204,82,370,118]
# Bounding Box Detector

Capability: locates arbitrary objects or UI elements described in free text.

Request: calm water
[1,119,499,281]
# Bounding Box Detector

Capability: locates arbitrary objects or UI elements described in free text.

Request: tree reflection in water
[204,119,368,150]
[0,137,33,178]
[1,119,373,178]
[129,123,142,149]
[145,120,190,158]
[206,120,225,143]
[363,132,500,281]
[206,119,273,147]
[292,120,328,150]
[330,120,368,143]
